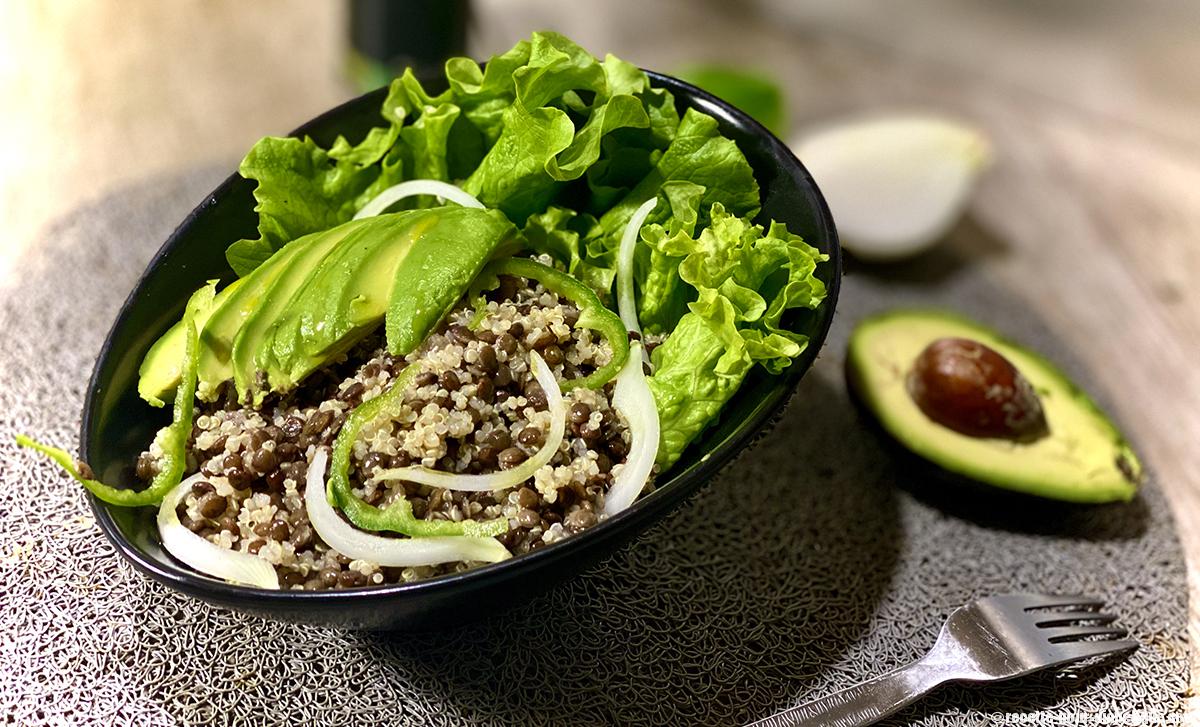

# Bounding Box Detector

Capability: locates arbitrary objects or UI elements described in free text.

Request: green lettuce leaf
[646,312,751,467]
[544,94,648,181]
[636,180,704,333]
[461,32,653,222]
[445,40,532,145]
[674,204,826,369]
[592,108,760,258]
[644,203,828,467]
[327,125,399,168]
[226,136,405,276]
[462,103,576,220]
[397,102,460,183]
[521,206,613,295]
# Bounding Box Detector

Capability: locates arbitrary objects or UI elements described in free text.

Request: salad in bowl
[20,32,830,594]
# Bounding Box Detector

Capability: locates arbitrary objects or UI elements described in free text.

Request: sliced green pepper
[327,365,508,537]
[480,257,630,391]
[17,282,215,506]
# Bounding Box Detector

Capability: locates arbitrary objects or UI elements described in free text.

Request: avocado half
[846,309,1142,503]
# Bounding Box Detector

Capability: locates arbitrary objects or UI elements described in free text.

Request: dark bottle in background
[347,0,470,91]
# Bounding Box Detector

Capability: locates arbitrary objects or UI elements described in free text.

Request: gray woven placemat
[0,168,1188,726]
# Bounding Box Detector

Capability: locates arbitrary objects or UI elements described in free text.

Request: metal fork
[748,594,1137,727]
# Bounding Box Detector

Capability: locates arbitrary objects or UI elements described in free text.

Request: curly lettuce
[643,204,828,467]
[221,30,826,472]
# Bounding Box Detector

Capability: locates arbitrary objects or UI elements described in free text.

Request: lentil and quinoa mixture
[134,261,654,590]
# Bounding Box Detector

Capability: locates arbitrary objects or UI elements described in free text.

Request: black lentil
[476,378,495,403]
[197,493,226,519]
[498,447,527,469]
[339,381,365,402]
[525,383,547,410]
[250,448,277,474]
[569,402,592,425]
[516,425,543,447]
[542,345,564,366]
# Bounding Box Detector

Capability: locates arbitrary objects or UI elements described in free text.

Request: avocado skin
[845,309,1142,504]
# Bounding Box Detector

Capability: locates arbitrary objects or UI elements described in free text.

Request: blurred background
[3,0,1199,282]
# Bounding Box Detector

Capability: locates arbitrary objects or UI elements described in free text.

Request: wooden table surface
[3,0,1196,719]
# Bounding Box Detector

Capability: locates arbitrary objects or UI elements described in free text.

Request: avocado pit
[906,337,1049,442]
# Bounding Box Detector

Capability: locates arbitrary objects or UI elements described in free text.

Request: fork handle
[746,659,954,727]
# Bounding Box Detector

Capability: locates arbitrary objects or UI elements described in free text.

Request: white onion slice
[304,449,510,567]
[792,115,991,261]
[374,351,565,492]
[602,341,659,516]
[353,179,484,220]
[616,197,658,344]
[157,473,279,589]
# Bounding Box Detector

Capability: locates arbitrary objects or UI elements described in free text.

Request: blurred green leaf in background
[675,65,786,137]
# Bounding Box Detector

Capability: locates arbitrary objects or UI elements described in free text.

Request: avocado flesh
[231,218,370,404]
[261,207,516,395]
[138,277,244,406]
[847,309,1141,503]
[195,236,318,400]
[386,207,517,354]
[262,213,424,391]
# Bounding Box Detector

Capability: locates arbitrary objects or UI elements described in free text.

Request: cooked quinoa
[133,265,653,590]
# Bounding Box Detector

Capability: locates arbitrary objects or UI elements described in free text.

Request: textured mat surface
[0,169,1188,726]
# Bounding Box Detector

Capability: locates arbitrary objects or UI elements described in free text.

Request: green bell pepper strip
[16,282,214,506]
[479,257,630,391]
[327,365,508,537]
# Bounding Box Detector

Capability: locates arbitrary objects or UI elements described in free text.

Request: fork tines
[990,592,1139,660]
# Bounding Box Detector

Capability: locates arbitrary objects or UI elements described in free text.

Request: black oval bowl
[80,71,841,630]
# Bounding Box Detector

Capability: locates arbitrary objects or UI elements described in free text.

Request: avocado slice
[386,207,518,354]
[145,207,516,408]
[195,234,322,400]
[138,278,243,406]
[846,309,1142,503]
[230,217,374,404]
[260,207,515,395]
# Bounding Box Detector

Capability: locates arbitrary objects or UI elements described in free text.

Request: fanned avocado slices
[195,233,324,400]
[262,206,514,394]
[137,207,516,407]
[846,309,1142,504]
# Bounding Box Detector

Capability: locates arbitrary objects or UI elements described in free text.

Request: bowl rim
[82,69,841,605]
